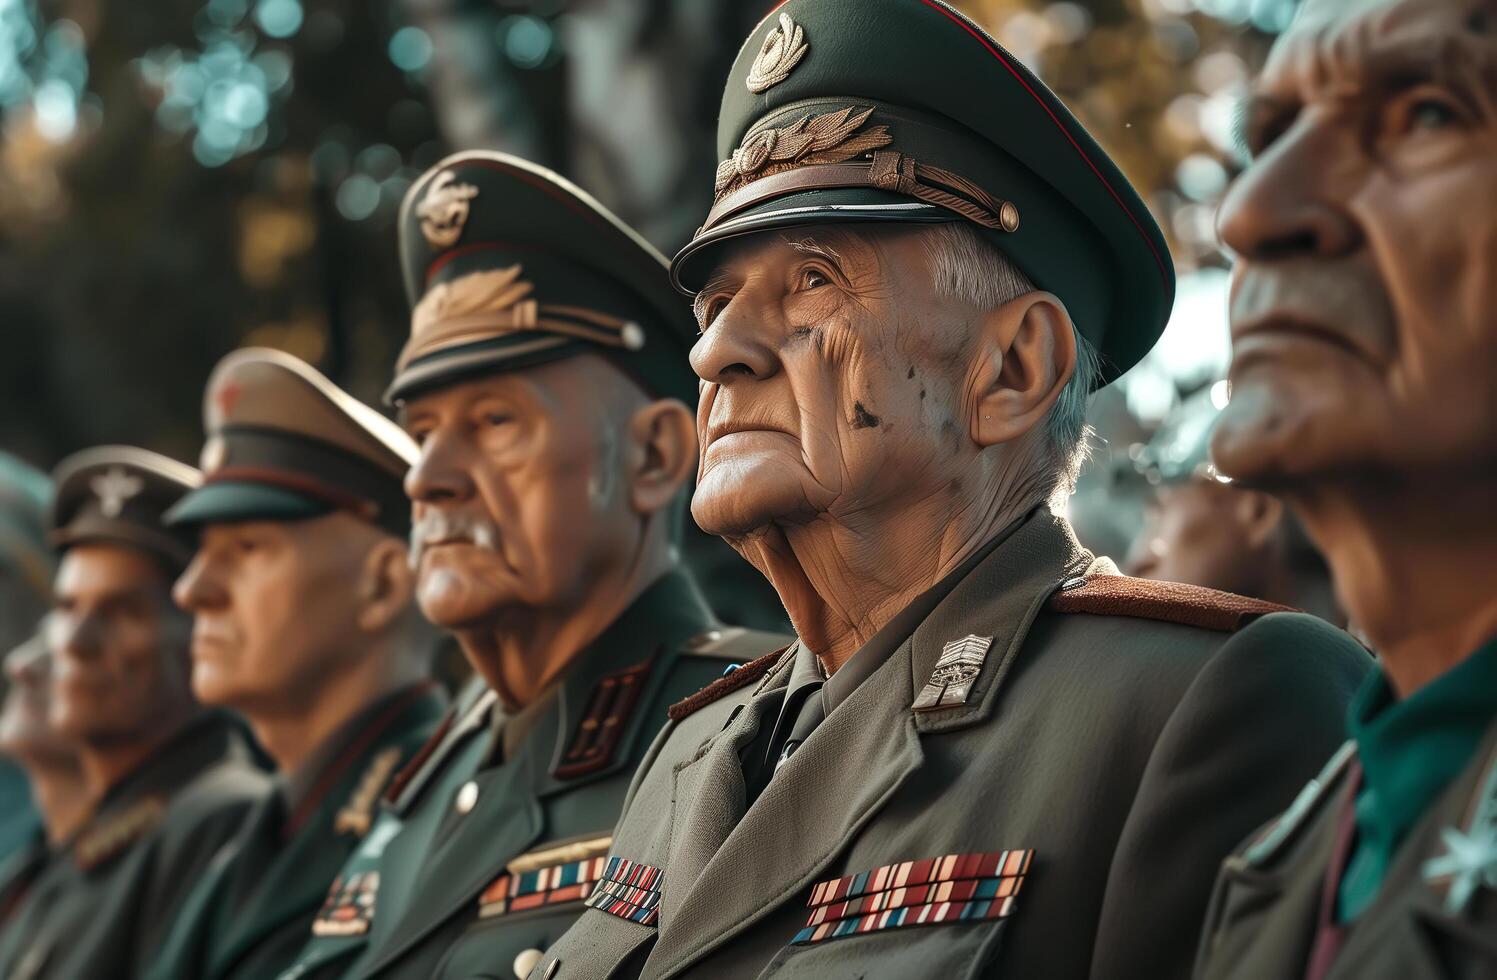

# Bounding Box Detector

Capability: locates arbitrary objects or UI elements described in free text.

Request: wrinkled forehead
[1264,0,1496,90]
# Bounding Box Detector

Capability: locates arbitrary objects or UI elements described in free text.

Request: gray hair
[919,222,1100,499]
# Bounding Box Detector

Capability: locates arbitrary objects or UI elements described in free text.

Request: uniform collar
[281,681,445,825]
[1348,635,1497,879]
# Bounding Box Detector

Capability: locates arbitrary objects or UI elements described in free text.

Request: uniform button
[455,780,479,814]
[513,948,544,978]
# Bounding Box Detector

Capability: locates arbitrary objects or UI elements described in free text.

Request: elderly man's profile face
[174,514,392,713]
[0,629,73,766]
[400,356,652,629]
[1213,0,1497,483]
[689,226,987,538]
[47,545,193,744]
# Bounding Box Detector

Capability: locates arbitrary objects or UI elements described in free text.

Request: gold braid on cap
[398,267,645,373]
[708,107,1019,235]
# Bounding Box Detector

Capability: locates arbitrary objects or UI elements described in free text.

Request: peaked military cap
[166,348,417,538]
[50,446,200,570]
[672,0,1176,384]
[388,151,698,405]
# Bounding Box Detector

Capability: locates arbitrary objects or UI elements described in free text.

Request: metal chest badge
[1423,744,1497,915]
[417,170,480,249]
[912,635,993,713]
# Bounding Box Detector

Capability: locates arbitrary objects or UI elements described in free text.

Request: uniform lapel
[359,724,544,973]
[646,510,1087,979]
[657,659,794,924]
[1342,720,1497,974]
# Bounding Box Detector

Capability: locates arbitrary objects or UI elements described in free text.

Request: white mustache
[408,509,501,570]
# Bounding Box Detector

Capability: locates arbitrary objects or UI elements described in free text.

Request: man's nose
[3,636,47,687]
[689,290,783,387]
[172,552,226,613]
[405,428,476,506]
[51,612,99,662]
[1217,117,1362,262]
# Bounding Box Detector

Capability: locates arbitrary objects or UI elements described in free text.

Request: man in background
[148,348,448,980]
[0,446,269,980]
[1123,385,1342,624]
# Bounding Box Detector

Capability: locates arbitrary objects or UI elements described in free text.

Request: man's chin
[692,476,808,540]
[1211,379,1349,488]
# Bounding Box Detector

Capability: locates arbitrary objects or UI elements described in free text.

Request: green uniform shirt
[1338,635,1497,922]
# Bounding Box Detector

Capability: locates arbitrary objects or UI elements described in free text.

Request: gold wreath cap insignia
[746,12,809,94]
[417,170,481,250]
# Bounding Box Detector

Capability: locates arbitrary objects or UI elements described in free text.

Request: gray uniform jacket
[1195,720,1497,980]
[278,568,790,980]
[0,711,270,980]
[531,510,1372,980]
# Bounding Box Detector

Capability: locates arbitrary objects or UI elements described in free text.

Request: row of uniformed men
[1,0,1494,977]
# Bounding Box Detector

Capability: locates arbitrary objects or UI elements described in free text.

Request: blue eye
[1408,98,1457,131]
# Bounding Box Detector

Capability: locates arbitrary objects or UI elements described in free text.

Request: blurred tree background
[0,0,1298,560]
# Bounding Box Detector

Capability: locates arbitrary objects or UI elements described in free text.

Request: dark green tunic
[530,510,1371,980]
[0,712,270,980]
[277,568,789,980]
[145,683,449,980]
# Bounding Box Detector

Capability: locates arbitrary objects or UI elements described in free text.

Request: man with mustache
[277,151,787,980]
[1192,0,1497,977]
[0,627,88,930]
[143,348,448,980]
[0,447,270,980]
[532,2,1371,978]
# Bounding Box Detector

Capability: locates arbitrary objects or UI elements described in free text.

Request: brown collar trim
[667,646,790,723]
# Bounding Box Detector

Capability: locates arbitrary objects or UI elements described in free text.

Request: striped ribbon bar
[583,855,664,926]
[793,849,1032,945]
[478,855,609,919]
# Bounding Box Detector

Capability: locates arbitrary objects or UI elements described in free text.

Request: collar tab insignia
[417,170,480,249]
[75,797,164,870]
[333,747,403,838]
[746,12,808,94]
[912,635,993,713]
[90,466,145,518]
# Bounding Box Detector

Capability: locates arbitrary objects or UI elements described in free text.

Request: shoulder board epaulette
[1047,574,1293,633]
[75,797,165,871]
[668,645,789,722]
[1242,740,1358,866]
[680,626,794,660]
[554,656,655,780]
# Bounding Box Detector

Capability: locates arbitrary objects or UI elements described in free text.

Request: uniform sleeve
[1085,613,1369,980]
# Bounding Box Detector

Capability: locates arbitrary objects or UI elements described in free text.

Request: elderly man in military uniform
[1122,386,1341,624]
[142,349,449,980]
[0,447,269,980]
[1192,0,1497,977]
[0,628,88,931]
[531,3,1372,978]
[277,152,787,980]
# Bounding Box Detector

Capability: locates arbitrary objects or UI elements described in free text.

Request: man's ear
[356,536,416,633]
[1234,489,1285,549]
[627,398,698,516]
[968,291,1077,448]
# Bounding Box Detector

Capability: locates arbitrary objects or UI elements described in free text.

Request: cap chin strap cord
[700,150,1019,236]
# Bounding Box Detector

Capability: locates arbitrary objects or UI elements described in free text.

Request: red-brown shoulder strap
[1047,574,1293,632]
[667,646,789,722]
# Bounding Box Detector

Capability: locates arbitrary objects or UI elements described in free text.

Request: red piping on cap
[919,0,1170,287]
[206,467,377,521]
